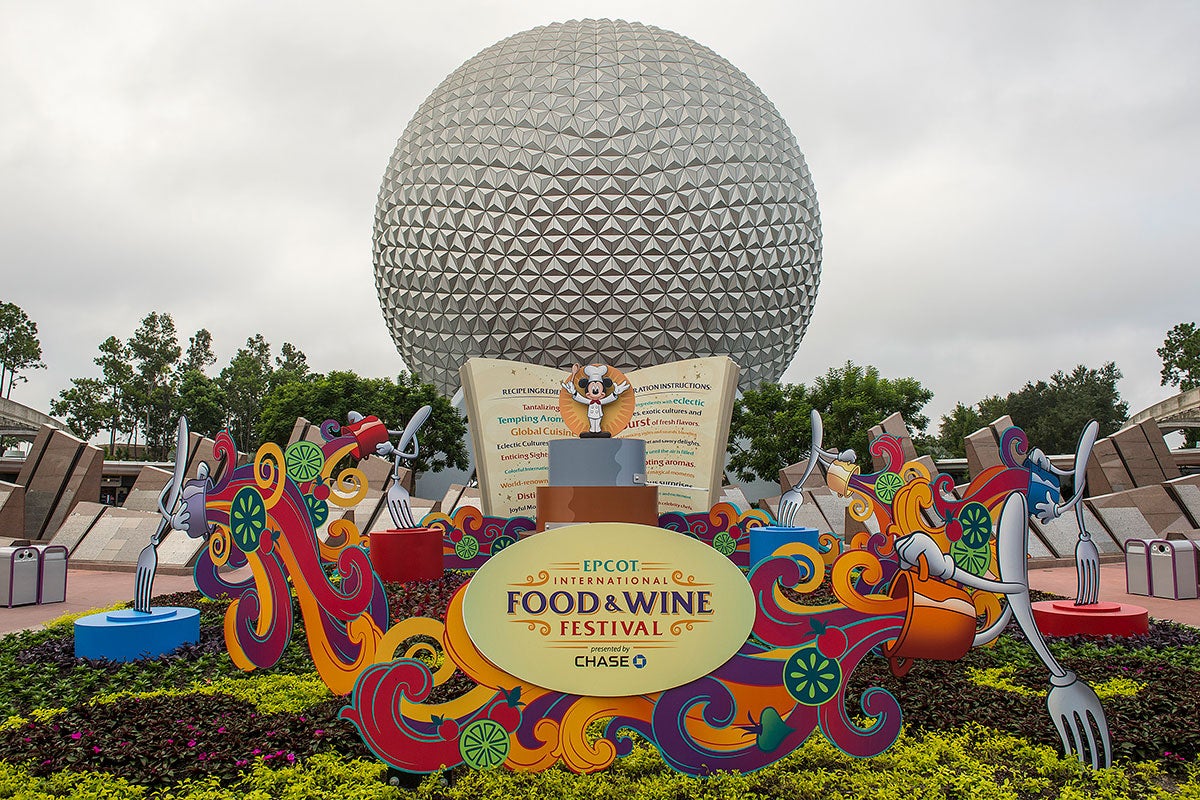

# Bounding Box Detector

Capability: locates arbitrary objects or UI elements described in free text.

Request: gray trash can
[31,544,69,604]
[1149,539,1199,600]
[1125,539,1151,596]
[0,546,41,607]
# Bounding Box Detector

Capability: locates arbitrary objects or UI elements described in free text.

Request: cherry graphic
[810,618,848,659]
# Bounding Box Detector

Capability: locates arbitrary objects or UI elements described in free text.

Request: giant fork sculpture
[375,405,432,529]
[133,417,190,613]
[801,412,1112,769]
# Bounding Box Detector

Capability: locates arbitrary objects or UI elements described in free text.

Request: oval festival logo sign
[462,522,755,696]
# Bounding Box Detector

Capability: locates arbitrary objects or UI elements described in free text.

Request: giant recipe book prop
[460,356,739,518]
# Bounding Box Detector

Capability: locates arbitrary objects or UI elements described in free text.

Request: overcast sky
[2,0,1198,435]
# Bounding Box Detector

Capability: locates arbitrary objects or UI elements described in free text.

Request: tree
[1002,363,1127,454]
[126,312,183,459]
[933,395,1008,458]
[219,334,274,451]
[727,361,934,483]
[181,328,216,374]
[49,377,108,442]
[727,383,812,483]
[1158,322,1200,446]
[0,301,45,398]
[176,369,226,439]
[257,370,468,479]
[807,362,933,471]
[270,342,310,391]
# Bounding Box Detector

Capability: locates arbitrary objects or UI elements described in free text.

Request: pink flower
[286,753,296,763]
[252,748,261,755]
[217,727,226,734]
[314,729,324,737]
[187,740,197,747]
[70,732,82,740]
[92,746,101,754]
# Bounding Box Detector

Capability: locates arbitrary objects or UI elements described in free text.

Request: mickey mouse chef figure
[562,363,631,438]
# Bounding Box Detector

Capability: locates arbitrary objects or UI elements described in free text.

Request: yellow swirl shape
[319,518,368,562]
[328,465,368,508]
[971,588,1004,634]
[276,537,382,695]
[901,460,932,483]
[769,541,837,615]
[847,487,875,523]
[513,619,552,636]
[253,443,287,511]
[741,508,773,526]
[207,523,232,568]
[507,716,564,772]
[671,570,709,587]
[556,696,652,773]
[886,479,943,540]
[513,571,550,587]
[669,619,710,636]
[321,442,358,481]
[441,587,553,710]
[831,551,906,615]
[818,532,841,567]
[373,617,461,689]
[223,600,256,673]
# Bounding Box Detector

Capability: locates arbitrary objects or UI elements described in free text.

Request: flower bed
[0,577,1197,798]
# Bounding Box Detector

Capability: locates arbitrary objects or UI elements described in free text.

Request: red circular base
[1031,600,1149,638]
[369,527,444,583]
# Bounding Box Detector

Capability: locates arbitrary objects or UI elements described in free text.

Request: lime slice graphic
[951,538,991,576]
[712,531,737,556]
[783,646,843,706]
[874,471,904,503]
[491,535,517,554]
[455,535,480,561]
[304,494,328,529]
[230,486,267,553]
[459,718,509,770]
[285,441,324,483]
[958,502,993,548]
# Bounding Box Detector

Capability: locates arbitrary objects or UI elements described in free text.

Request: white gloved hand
[894,532,957,581]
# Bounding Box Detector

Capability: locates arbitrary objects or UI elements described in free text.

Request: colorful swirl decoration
[425,506,537,569]
[657,502,772,568]
[195,425,390,695]
[340,526,906,776]
[199,419,1058,778]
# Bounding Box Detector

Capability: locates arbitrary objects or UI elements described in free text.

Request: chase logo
[632,653,647,669]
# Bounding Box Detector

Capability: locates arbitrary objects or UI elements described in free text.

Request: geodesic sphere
[374,18,821,394]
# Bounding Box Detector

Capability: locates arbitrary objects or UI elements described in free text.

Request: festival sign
[462,522,756,696]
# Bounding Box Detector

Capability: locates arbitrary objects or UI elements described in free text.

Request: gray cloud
[2,0,1197,436]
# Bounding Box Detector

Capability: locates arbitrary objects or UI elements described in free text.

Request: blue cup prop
[1024,459,1062,513]
[749,525,823,573]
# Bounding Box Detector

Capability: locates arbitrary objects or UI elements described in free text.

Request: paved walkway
[0,567,199,635]
[2,561,1197,637]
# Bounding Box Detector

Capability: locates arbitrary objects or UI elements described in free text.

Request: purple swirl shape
[817,617,904,757]
[998,425,1030,469]
[647,676,815,775]
[208,431,238,495]
[229,548,294,669]
[193,544,251,600]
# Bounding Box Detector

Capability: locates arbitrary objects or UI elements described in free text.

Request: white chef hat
[583,364,608,382]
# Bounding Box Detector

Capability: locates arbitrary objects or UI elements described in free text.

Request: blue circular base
[74,606,201,662]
